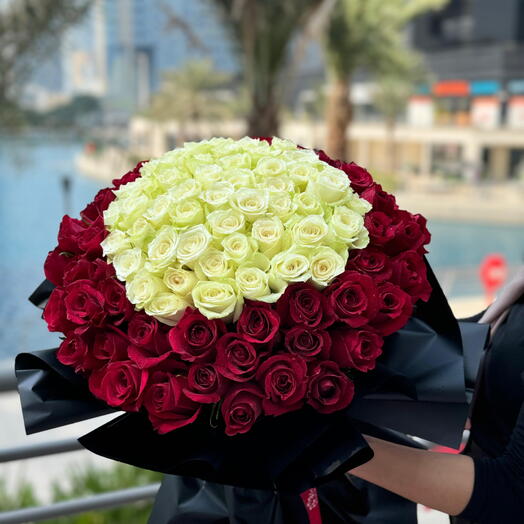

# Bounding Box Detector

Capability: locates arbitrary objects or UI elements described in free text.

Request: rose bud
[215,333,259,382]
[331,328,383,372]
[327,271,379,327]
[88,360,148,412]
[307,361,355,414]
[277,282,335,329]
[168,309,225,362]
[184,363,224,403]
[236,302,280,345]
[221,384,264,436]
[256,354,308,416]
[143,371,201,434]
[370,282,413,336]
[284,326,331,360]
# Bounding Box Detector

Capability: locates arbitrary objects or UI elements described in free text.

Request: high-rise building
[29,0,239,116]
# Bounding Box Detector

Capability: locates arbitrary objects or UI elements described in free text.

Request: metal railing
[0,362,160,524]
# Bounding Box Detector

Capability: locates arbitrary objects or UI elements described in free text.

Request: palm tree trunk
[247,90,280,137]
[325,73,351,160]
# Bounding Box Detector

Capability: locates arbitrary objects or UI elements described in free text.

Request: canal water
[1,134,524,361]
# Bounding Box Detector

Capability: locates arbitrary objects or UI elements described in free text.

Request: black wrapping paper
[16,260,472,495]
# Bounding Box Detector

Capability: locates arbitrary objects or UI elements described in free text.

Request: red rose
[277,283,335,329]
[184,363,224,403]
[128,313,160,346]
[43,288,74,333]
[221,384,264,436]
[315,149,340,169]
[168,309,225,362]
[143,371,201,434]
[62,258,95,285]
[89,360,148,411]
[256,354,308,416]
[127,314,170,368]
[57,331,96,372]
[388,211,430,255]
[77,216,108,258]
[391,251,432,303]
[112,161,145,189]
[44,248,76,286]
[341,162,374,193]
[100,278,134,324]
[361,183,398,214]
[63,280,106,327]
[327,271,379,327]
[364,211,395,247]
[92,331,128,365]
[284,327,331,360]
[370,282,413,336]
[307,361,355,414]
[57,215,86,254]
[80,188,115,222]
[330,328,383,371]
[346,247,392,282]
[236,302,280,345]
[215,333,259,382]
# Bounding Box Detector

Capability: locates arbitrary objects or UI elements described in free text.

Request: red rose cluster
[42,147,431,437]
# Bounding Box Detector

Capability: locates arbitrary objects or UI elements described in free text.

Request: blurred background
[1,0,524,522]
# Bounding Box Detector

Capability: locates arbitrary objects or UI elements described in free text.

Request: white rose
[270,250,310,283]
[293,192,324,215]
[191,279,239,320]
[288,161,317,190]
[147,225,179,269]
[307,166,351,204]
[144,194,172,227]
[221,233,256,264]
[230,188,269,221]
[207,209,245,237]
[112,248,143,281]
[268,191,296,220]
[309,246,346,287]
[195,249,235,280]
[127,217,155,249]
[168,178,202,203]
[291,215,329,247]
[235,265,271,300]
[126,270,167,308]
[223,168,255,188]
[251,216,284,257]
[254,156,286,177]
[100,230,131,259]
[201,181,234,208]
[176,224,212,265]
[169,199,203,228]
[329,206,365,244]
[145,292,189,326]
[163,267,197,298]
[347,191,372,216]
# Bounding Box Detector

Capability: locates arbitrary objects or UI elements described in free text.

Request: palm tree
[0,0,91,128]
[145,59,237,141]
[211,0,326,137]
[323,0,447,160]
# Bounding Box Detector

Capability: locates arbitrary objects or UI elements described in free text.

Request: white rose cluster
[102,137,371,324]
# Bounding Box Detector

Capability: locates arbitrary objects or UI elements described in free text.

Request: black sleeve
[459,402,524,523]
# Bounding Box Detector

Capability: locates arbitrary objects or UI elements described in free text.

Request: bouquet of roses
[41,136,431,438]
[16,137,468,512]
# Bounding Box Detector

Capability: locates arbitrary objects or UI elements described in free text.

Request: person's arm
[351,401,524,520]
[350,438,474,515]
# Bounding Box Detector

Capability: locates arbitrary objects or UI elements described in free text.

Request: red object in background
[84,142,96,154]
[480,254,508,304]
[300,488,322,524]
